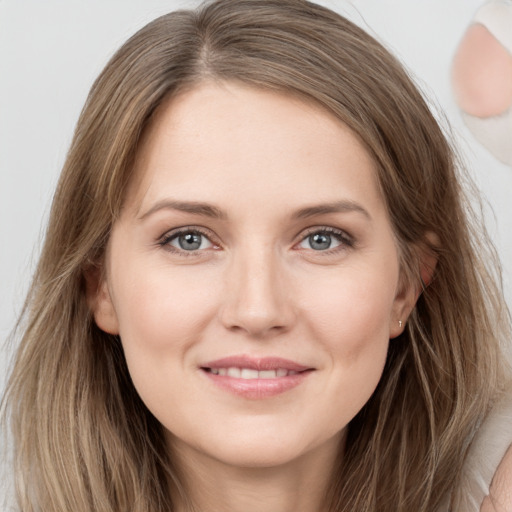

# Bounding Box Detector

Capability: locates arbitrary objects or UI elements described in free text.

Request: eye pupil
[309,233,331,250]
[179,233,202,250]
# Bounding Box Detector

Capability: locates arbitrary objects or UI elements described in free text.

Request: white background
[1,0,511,501]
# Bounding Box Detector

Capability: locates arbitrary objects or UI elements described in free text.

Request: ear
[389,276,417,339]
[389,233,438,339]
[84,266,119,335]
[416,232,439,297]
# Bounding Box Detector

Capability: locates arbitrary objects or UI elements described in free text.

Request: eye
[160,229,216,253]
[297,228,353,252]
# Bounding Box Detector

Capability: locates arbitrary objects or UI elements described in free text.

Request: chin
[207,441,317,469]
[169,420,344,471]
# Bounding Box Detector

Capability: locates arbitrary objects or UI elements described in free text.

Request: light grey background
[1,0,511,501]
[2,0,512,393]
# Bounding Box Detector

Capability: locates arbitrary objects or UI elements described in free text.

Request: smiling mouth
[200,356,314,399]
[202,367,300,379]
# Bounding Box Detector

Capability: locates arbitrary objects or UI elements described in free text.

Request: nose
[219,247,296,338]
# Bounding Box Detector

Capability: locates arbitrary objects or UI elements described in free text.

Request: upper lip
[201,355,312,372]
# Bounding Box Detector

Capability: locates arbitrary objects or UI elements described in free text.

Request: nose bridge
[220,242,294,336]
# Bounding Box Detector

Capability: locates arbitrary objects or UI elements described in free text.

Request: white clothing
[450,380,512,511]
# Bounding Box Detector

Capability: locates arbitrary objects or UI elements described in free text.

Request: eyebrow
[138,199,371,222]
[293,200,372,221]
[138,199,227,221]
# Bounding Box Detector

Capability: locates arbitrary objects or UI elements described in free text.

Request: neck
[169,434,344,512]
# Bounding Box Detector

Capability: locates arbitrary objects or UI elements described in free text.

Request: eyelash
[158,227,219,257]
[157,226,355,256]
[298,226,355,254]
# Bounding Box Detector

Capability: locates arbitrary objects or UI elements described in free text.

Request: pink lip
[202,355,310,372]
[200,355,314,400]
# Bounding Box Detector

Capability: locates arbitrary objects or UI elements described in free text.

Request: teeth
[240,368,259,379]
[259,370,277,379]
[208,367,298,379]
[227,367,241,378]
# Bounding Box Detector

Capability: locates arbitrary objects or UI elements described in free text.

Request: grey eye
[309,233,332,250]
[169,232,213,251]
[298,231,343,251]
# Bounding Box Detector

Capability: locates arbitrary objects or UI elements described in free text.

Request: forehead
[125,81,385,219]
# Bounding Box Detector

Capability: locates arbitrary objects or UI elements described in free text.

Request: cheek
[109,261,220,400]
[114,263,218,349]
[302,263,397,355]
[298,263,397,417]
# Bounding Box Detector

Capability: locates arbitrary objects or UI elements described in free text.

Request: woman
[2,0,511,511]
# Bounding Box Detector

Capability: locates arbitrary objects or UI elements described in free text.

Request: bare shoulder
[480,444,512,512]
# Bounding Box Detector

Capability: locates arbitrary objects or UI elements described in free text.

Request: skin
[90,81,421,512]
[481,445,512,512]
[452,23,512,118]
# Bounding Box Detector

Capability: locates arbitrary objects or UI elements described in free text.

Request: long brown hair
[3,1,510,510]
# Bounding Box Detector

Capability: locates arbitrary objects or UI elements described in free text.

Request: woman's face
[92,81,414,469]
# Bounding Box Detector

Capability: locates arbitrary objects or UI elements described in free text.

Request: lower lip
[202,370,313,399]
